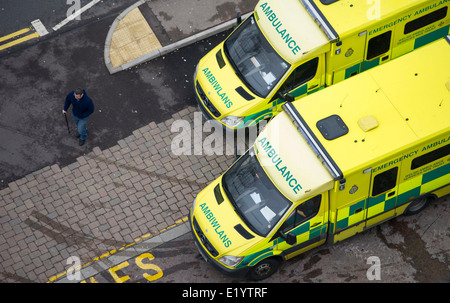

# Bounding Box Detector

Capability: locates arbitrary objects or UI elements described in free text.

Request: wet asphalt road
[84,196,449,284]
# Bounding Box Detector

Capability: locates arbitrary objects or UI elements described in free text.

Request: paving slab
[0,106,239,282]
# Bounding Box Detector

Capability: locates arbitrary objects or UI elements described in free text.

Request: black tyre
[248,258,280,281]
[404,196,431,216]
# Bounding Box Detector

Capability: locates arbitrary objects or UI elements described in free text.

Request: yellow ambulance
[194,0,450,130]
[190,36,450,280]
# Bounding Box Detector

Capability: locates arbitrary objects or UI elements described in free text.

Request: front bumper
[189,213,251,278]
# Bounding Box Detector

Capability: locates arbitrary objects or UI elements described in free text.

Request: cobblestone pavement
[0,106,238,282]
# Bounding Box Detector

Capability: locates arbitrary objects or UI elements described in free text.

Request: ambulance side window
[411,144,450,170]
[281,195,321,233]
[367,31,392,60]
[278,57,319,94]
[404,7,448,35]
[372,167,398,197]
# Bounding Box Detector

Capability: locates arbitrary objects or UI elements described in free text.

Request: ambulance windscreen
[222,147,292,237]
[224,15,290,98]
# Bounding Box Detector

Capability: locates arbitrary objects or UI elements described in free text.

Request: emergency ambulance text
[369,0,449,35]
[373,150,418,173]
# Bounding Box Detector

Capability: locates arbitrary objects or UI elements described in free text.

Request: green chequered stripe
[414,25,450,49]
[335,199,366,231]
[236,221,328,268]
[236,239,277,269]
[368,163,449,219]
[236,245,275,269]
[242,83,324,127]
[335,163,449,229]
[349,25,450,76]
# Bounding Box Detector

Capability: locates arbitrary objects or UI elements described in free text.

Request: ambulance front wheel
[404,196,432,216]
[248,258,280,281]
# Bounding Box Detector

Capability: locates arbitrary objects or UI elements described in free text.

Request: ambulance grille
[193,217,219,257]
[196,81,221,118]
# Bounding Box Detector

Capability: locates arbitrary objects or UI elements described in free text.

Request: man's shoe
[79,139,86,146]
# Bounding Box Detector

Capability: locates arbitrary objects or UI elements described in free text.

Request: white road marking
[52,0,101,31]
[31,19,49,36]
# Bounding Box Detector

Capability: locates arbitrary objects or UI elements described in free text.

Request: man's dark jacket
[64,90,94,119]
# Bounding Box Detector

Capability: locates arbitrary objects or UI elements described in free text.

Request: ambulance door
[332,169,372,243]
[362,29,393,71]
[274,193,328,260]
[365,166,400,228]
[330,32,368,84]
[271,54,325,113]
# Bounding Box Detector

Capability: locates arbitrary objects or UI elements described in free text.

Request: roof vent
[358,115,378,132]
[316,115,348,140]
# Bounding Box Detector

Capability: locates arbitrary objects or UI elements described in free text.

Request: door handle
[308,84,318,90]
[355,208,363,214]
[388,191,396,197]
[310,222,321,228]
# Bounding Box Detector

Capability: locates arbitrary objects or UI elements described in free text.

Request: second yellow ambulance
[190,36,450,280]
[194,0,450,130]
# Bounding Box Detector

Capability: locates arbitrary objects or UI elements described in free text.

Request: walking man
[62,88,94,146]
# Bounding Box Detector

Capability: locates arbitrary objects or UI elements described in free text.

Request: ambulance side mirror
[276,92,295,103]
[284,93,295,103]
[236,12,242,26]
[286,232,297,246]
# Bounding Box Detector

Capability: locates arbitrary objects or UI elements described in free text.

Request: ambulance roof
[314,0,431,37]
[255,0,330,64]
[287,37,450,174]
[254,0,434,63]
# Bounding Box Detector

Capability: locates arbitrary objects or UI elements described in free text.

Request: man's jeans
[72,112,88,140]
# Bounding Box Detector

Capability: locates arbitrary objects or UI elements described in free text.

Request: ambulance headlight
[221,116,245,128]
[219,255,243,267]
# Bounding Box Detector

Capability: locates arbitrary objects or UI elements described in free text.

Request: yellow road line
[46,216,189,283]
[0,31,39,51]
[0,28,31,43]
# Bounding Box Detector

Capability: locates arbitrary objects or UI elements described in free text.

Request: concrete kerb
[120,13,252,71]
[104,0,251,74]
[54,221,190,283]
[104,0,146,74]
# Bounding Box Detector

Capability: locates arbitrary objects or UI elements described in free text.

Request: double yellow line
[0,27,40,51]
